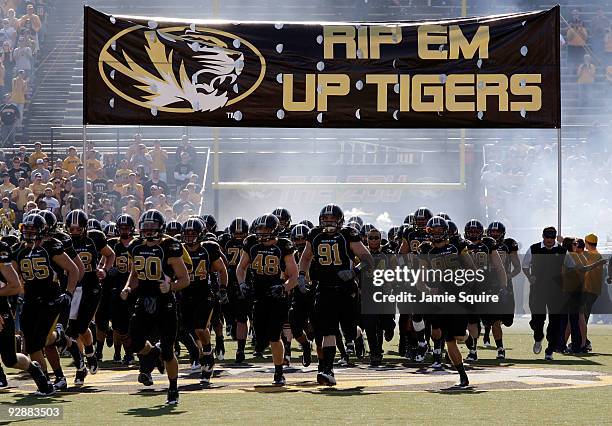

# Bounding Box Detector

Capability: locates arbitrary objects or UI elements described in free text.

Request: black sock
[274,364,283,375]
[169,378,177,391]
[466,336,475,350]
[216,335,223,345]
[433,338,442,354]
[67,341,83,368]
[114,344,121,358]
[237,339,246,352]
[495,338,504,349]
[455,362,467,377]
[202,343,212,355]
[322,346,336,372]
[53,367,64,379]
[84,344,95,358]
[96,340,104,354]
[416,330,426,345]
[28,363,48,389]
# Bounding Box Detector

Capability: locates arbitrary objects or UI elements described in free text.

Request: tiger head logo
[99,25,265,113]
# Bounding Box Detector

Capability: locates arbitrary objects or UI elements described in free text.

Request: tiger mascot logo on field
[98,24,266,114]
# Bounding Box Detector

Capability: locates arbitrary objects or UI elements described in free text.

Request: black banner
[84,6,560,128]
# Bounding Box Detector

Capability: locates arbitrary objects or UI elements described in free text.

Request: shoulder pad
[418,241,433,254]
[482,236,497,250]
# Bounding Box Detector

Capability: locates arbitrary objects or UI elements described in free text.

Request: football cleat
[544,351,554,361]
[53,376,67,391]
[316,371,336,386]
[166,388,179,405]
[215,341,225,361]
[34,383,56,396]
[533,340,543,355]
[345,341,355,356]
[236,351,245,364]
[0,368,7,387]
[122,354,134,366]
[200,369,212,385]
[191,361,201,371]
[337,355,349,366]
[431,360,443,369]
[138,372,154,386]
[301,342,312,367]
[273,373,286,386]
[483,336,492,348]
[466,350,478,363]
[95,349,103,362]
[369,353,383,367]
[496,348,506,360]
[86,356,98,375]
[113,353,122,363]
[414,344,427,363]
[458,375,470,387]
[74,368,88,386]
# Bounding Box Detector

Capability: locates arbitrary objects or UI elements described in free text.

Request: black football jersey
[466,237,497,287]
[0,241,12,313]
[16,238,64,302]
[49,230,78,260]
[243,235,295,297]
[128,236,192,297]
[72,229,108,288]
[222,237,243,284]
[108,237,131,289]
[424,243,464,292]
[496,237,519,284]
[307,226,360,286]
[403,227,429,254]
[184,241,222,297]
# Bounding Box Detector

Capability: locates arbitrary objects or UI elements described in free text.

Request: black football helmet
[299,219,314,229]
[39,210,57,232]
[87,218,103,232]
[447,220,459,237]
[360,223,377,238]
[116,214,135,238]
[253,214,279,242]
[104,222,118,238]
[464,219,484,242]
[437,212,451,221]
[66,209,88,238]
[346,221,362,232]
[347,216,364,227]
[414,207,433,229]
[486,221,506,242]
[272,207,291,231]
[229,217,249,240]
[426,216,449,243]
[22,213,47,242]
[319,204,344,233]
[139,209,166,241]
[200,215,217,233]
[165,220,182,238]
[403,214,415,226]
[291,223,310,251]
[388,226,399,242]
[182,217,204,244]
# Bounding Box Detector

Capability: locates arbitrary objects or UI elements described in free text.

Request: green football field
[0,322,610,425]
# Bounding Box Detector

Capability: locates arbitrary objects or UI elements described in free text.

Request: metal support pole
[213,127,220,220]
[83,124,88,215]
[557,127,562,233]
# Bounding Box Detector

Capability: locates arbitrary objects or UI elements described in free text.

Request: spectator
[135,164,147,184]
[122,172,144,206]
[173,152,194,190]
[84,149,102,180]
[28,141,47,166]
[91,169,106,196]
[99,210,113,228]
[125,133,142,164]
[175,134,197,162]
[16,146,30,173]
[0,19,16,48]
[19,4,40,53]
[28,172,45,197]
[5,9,17,31]
[71,165,89,206]
[102,153,117,180]
[188,173,201,192]
[12,37,31,76]
[10,69,25,127]
[122,196,140,223]
[103,179,122,213]
[172,188,195,215]
[41,186,58,212]
[0,195,15,227]
[0,41,12,89]
[0,93,17,146]
[591,9,610,54]
[50,178,62,201]
[150,140,168,181]
[7,155,24,186]
[0,171,13,194]
[62,146,81,175]
[577,54,596,106]
[32,158,49,182]
[157,193,171,215]
[186,182,202,208]
[100,198,115,217]
[130,143,152,175]
[566,12,588,67]
[60,194,80,222]
[143,168,168,199]
[114,159,132,182]
[144,185,161,208]
[10,176,30,211]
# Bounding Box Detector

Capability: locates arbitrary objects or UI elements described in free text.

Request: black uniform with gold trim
[243,235,295,345]
[16,238,64,354]
[307,226,360,338]
[69,229,108,337]
[220,234,248,325]
[495,237,519,326]
[0,241,18,366]
[107,237,134,334]
[127,235,191,361]
[182,241,222,330]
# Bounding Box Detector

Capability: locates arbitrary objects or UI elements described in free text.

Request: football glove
[297,274,309,294]
[269,284,285,299]
[55,292,72,311]
[238,281,252,299]
[337,269,356,282]
[217,287,229,304]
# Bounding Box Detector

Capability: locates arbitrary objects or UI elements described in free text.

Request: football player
[272,208,292,238]
[485,221,521,359]
[463,220,507,362]
[236,214,299,385]
[14,214,81,386]
[298,204,373,386]
[165,221,182,239]
[66,209,115,381]
[180,218,228,385]
[121,209,191,405]
[415,216,474,386]
[0,238,55,395]
[219,217,250,363]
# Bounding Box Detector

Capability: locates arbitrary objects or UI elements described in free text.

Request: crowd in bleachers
[0,0,50,146]
[0,134,203,233]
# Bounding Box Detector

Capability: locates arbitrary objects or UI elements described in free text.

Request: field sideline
[0,322,610,424]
